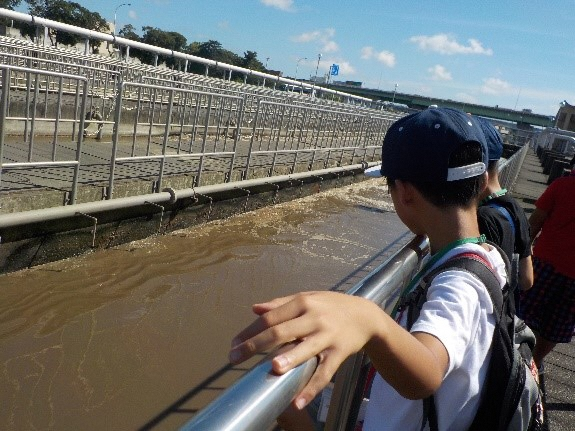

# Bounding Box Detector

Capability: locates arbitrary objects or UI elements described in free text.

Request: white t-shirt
[363,242,507,431]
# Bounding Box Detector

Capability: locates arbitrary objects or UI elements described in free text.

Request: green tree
[118,23,139,41]
[131,26,187,68]
[187,40,243,77]
[242,51,264,71]
[0,0,23,27]
[21,1,107,52]
[196,39,223,60]
[0,0,23,9]
[116,23,140,59]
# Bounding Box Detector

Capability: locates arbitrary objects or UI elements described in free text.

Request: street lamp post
[311,53,322,97]
[262,57,270,86]
[392,83,398,103]
[295,57,307,80]
[113,3,131,35]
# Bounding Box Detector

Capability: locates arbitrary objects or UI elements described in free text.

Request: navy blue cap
[365,107,488,182]
[476,117,503,161]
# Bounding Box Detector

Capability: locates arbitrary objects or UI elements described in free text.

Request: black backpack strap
[486,202,516,237]
[404,253,506,431]
[421,396,438,431]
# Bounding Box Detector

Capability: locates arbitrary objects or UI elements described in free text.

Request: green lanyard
[391,235,486,318]
[479,188,507,206]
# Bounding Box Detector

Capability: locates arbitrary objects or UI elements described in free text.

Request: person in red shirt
[519,160,575,369]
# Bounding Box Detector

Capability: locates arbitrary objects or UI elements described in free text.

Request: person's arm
[229,291,448,409]
[528,208,548,243]
[518,255,534,291]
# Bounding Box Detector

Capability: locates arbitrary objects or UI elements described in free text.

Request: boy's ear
[395,180,415,206]
[480,171,488,193]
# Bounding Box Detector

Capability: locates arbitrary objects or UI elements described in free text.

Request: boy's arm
[528,207,548,242]
[229,291,449,409]
[518,255,534,291]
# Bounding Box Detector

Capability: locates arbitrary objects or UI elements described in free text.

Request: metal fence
[0,64,89,205]
[0,56,399,211]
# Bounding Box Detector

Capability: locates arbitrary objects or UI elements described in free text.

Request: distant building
[555,100,575,132]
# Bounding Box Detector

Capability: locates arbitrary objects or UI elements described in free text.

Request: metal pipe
[181,347,318,431]
[0,164,365,229]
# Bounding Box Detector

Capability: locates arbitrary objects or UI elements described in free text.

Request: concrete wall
[0,168,368,274]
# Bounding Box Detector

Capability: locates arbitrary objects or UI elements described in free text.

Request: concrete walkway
[511,147,575,431]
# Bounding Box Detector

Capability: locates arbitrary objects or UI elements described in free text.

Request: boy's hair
[477,117,504,162]
[366,107,488,208]
[389,141,486,207]
[487,159,499,173]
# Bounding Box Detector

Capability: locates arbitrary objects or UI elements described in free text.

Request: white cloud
[335,61,355,75]
[428,65,452,81]
[217,20,229,30]
[360,47,374,59]
[260,0,294,11]
[360,46,396,67]
[293,28,339,53]
[322,40,338,53]
[410,34,493,55]
[481,77,513,95]
[128,10,137,20]
[377,51,396,67]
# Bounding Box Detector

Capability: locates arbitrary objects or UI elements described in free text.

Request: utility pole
[311,53,322,97]
[113,3,131,35]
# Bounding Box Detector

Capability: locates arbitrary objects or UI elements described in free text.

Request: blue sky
[31,0,575,116]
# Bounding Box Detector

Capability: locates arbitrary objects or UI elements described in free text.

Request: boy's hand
[229,291,380,409]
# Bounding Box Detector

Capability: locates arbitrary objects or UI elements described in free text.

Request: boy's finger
[270,332,328,373]
[252,295,295,315]
[292,357,341,410]
[230,292,328,364]
[231,292,318,349]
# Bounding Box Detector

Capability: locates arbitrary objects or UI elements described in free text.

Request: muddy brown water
[0,180,411,431]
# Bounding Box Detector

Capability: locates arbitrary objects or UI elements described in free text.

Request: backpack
[398,247,545,431]
[486,201,516,238]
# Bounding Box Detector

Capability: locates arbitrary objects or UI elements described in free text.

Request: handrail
[178,235,430,431]
[498,142,530,190]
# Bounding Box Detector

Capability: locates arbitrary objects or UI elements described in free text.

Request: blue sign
[330,64,339,76]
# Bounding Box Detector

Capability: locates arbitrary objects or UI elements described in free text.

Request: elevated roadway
[328,84,556,128]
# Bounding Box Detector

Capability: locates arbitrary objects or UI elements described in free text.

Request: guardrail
[499,141,530,190]
[0,59,397,212]
[0,64,89,204]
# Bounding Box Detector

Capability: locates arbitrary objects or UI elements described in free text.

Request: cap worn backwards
[365,107,488,182]
[476,117,503,161]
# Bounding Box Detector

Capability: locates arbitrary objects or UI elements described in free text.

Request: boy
[229,108,507,430]
[476,118,533,303]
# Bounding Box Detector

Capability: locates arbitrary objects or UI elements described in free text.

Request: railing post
[0,67,9,188]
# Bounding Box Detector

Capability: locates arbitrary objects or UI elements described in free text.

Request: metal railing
[0,56,397,212]
[499,140,530,190]
[0,64,89,204]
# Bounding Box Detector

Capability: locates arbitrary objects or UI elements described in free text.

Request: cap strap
[446,162,486,181]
